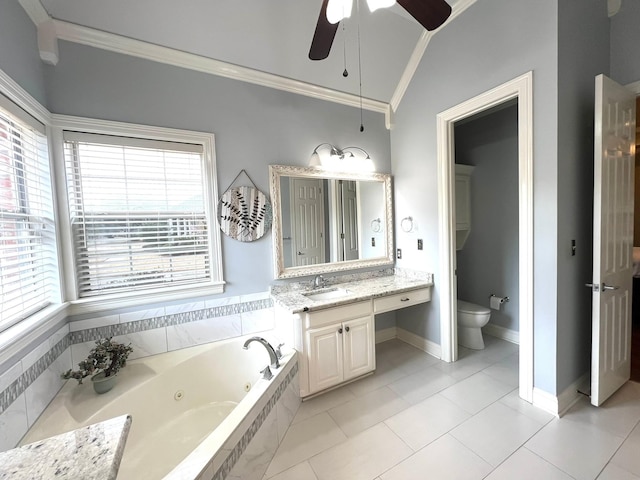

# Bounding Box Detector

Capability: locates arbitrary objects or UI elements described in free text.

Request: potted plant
[62,337,133,394]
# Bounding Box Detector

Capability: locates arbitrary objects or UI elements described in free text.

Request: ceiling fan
[309,0,452,60]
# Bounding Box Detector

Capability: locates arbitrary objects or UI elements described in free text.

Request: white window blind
[0,98,58,331]
[63,132,212,298]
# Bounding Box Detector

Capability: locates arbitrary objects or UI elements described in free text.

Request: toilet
[457,300,491,350]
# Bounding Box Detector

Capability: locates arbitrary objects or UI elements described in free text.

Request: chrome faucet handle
[260,366,273,381]
[275,343,285,359]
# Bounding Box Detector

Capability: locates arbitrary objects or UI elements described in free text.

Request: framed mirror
[269,164,394,279]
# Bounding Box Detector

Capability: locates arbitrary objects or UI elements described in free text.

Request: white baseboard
[396,328,441,359]
[532,372,589,417]
[483,323,519,345]
[375,327,397,344]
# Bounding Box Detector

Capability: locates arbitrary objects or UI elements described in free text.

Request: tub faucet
[313,275,326,289]
[243,337,280,369]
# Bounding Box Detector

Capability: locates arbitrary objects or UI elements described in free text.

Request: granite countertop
[271,269,433,313]
[0,414,132,480]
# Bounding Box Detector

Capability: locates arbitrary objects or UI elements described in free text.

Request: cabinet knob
[338,327,343,334]
[345,326,350,332]
[400,297,410,302]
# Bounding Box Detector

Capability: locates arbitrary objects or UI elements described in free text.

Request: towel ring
[401,216,414,233]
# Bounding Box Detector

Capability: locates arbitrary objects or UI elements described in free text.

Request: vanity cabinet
[306,301,374,395]
[272,283,432,399]
[307,314,374,394]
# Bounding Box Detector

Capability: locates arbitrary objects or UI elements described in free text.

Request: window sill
[0,304,68,367]
[67,282,225,316]
[0,282,226,368]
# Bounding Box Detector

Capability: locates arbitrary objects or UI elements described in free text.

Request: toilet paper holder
[489,294,509,303]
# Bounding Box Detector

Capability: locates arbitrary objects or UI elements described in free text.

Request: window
[0,96,58,332]
[63,129,221,300]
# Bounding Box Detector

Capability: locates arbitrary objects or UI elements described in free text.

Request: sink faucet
[313,275,326,289]
[243,337,280,369]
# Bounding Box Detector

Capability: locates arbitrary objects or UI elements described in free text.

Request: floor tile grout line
[521,446,579,479]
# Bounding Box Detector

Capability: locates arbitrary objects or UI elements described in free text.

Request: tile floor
[263,336,640,480]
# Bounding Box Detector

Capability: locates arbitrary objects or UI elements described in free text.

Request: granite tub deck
[270,270,434,313]
[0,414,131,480]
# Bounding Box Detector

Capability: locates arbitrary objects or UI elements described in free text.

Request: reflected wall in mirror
[269,165,393,279]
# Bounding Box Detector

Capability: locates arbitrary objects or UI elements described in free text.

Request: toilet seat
[457,300,490,315]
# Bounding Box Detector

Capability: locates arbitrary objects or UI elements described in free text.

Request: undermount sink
[303,287,352,301]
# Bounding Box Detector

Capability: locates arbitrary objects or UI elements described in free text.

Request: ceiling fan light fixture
[366,0,396,13]
[326,0,353,24]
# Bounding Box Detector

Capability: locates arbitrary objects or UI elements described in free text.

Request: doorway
[454,102,520,354]
[632,96,640,383]
[436,72,534,402]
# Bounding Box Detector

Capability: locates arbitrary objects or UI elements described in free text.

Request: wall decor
[217,170,272,242]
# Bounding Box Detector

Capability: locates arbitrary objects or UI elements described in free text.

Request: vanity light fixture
[308,143,375,172]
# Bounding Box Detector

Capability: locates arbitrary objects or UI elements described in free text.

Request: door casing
[436,71,534,403]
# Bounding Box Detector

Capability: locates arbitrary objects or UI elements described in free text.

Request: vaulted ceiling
[22,0,471,108]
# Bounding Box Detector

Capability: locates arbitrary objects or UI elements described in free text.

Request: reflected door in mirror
[290,178,325,267]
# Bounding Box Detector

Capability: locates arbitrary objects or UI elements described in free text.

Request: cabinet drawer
[374,288,431,314]
[305,301,372,329]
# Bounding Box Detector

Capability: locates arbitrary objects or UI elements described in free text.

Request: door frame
[436,71,534,402]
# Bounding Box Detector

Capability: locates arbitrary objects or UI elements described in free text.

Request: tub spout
[243,337,280,369]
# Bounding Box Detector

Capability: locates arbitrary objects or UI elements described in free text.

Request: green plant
[62,337,133,384]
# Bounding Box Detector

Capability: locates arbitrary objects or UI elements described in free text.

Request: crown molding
[17,0,49,25]
[390,0,477,113]
[0,68,51,124]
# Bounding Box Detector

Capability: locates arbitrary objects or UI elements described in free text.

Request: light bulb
[366,0,395,13]
[326,0,353,24]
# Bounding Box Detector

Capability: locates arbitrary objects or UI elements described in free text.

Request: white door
[590,74,636,406]
[307,323,343,394]
[340,180,360,261]
[343,315,375,380]
[290,178,325,266]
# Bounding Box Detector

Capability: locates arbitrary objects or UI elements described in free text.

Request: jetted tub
[20,336,299,480]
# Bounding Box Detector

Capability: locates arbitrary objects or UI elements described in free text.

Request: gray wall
[555,0,610,393]
[391,0,560,394]
[44,41,392,298]
[455,104,519,333]
[610,0,640,85]
[0,0,48,105]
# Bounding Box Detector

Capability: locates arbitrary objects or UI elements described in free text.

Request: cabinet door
[343,315,375,381]
[307,323,344,394]
[455,174,471,229]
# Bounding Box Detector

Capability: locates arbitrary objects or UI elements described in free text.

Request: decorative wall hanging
[217,170,272,242]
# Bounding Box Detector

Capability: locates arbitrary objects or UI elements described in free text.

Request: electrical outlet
[371,237,376,247]
[417,239,423,250]
[396,248,402,259]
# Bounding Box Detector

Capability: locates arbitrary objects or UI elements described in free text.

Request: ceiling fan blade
[309,0,339,60]
[396,0,452,31]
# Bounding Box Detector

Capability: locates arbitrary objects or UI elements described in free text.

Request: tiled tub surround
[0,293,276,453]
[0,414,132,480]
[270,269,434,313]
[20,337,300,480]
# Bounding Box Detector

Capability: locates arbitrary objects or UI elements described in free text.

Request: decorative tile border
[210,363,299,480]
[0,298,273,416]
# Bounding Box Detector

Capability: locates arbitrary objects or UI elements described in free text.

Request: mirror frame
[269,164,394,279]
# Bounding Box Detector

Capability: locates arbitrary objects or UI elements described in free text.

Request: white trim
[51,114,225,308]
[436,72,534,403]
[532,373,589,417]
[625,79,640,95]
[397,327,442,359]
[483,323,519,345]
[0,304,67,367]
[17,0,49,25]
[532,387,559,417]
[375,327,397,344]
[50,19,392,127]
[390,0,477,112]
[0,69,51,125]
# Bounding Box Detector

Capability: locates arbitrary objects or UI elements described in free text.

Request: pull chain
[356,0,364,132]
